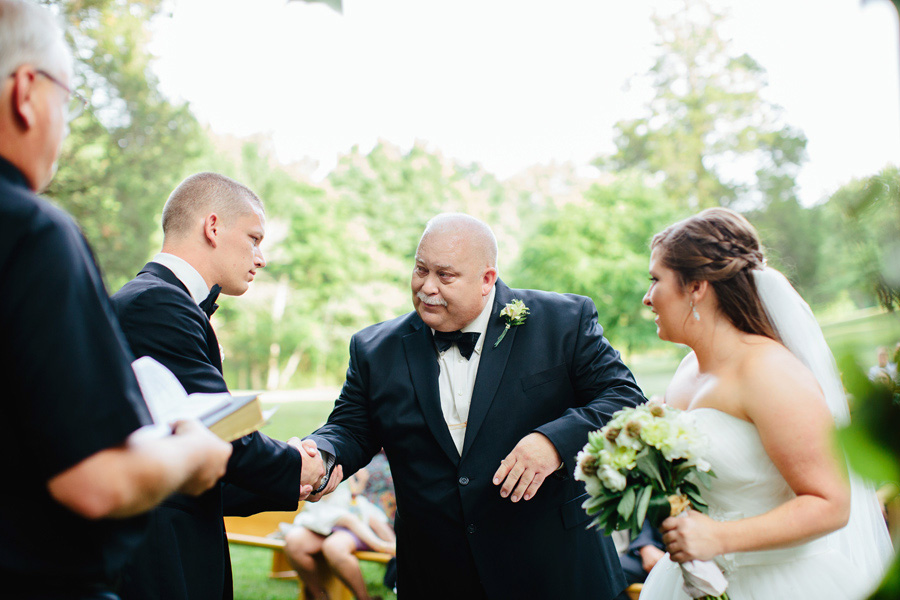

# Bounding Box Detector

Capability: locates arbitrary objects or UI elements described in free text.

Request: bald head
[162,172,264,242]
[419,213,498,271]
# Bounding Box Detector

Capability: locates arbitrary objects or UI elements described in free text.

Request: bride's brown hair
[651,207,779,341]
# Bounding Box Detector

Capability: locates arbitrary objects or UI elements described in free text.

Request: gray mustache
[417,292,447,307]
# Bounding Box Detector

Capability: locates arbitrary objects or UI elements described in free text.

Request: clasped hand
[493,432,561,502]
[660,509,724,563]
[287,438,344,501]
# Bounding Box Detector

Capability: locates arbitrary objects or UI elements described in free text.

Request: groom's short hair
[421,213,499,270]
[161,172,264,241]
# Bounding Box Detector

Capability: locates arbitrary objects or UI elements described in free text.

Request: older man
[110,172,326,600]
[0,2,232,597]
[308,213,644,599]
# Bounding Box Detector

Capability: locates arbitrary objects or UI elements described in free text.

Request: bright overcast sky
[150,0,900,206]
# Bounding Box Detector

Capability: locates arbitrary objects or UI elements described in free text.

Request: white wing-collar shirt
[432,285,496,455]
[151,252,209,307]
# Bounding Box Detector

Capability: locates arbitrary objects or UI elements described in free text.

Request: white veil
[753,267,894,588]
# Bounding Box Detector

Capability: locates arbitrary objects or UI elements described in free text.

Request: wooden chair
[224,508,392,600]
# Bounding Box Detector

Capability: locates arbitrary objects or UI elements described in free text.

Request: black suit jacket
[110,262,303,600]
[309,280,645,599]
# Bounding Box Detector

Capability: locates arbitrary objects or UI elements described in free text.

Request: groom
[308,213,644,598]
[110,172,324,600]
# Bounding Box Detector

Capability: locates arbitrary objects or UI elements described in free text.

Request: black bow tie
[199,284,221,318]
[433,330,481,360]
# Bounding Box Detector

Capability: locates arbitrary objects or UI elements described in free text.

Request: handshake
[288,438,344,501]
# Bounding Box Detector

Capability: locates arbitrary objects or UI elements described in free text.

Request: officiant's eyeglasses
[35,70,87,122]
[7,69,87,122]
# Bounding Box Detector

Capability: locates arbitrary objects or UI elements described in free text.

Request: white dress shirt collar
[151,252,209,305]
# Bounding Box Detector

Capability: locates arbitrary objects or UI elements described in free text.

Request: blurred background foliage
[38,0,898,392]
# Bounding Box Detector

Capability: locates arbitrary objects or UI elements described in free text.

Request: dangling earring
[690,300,700,322]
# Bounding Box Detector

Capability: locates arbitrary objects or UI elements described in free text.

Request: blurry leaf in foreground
[835,352,900,599]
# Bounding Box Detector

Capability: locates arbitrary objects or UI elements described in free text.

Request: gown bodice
[639,408,876,600]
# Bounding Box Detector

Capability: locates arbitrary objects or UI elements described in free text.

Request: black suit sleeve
[306,334,381,476]
[115,283,302,508]
[535,296,646,477]
[116,285,228,395]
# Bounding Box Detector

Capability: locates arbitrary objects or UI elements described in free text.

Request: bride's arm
[662,345,850,563]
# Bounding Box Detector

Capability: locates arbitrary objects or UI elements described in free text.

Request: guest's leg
[368,518,396,546]
[321,530,370,600]
[332,514,395,555]
[283,527,329,600]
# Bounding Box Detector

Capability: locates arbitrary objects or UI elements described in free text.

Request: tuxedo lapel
[402,318,460,467]
[138,262,223,373]
[461,281,517,459]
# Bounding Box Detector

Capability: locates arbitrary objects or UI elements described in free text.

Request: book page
[131,356,231,424]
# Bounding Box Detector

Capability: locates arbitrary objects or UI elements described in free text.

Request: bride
[638,208,892,599]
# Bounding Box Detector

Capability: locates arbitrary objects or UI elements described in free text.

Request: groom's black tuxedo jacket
[310,280,645,599]
[110,262,303,600]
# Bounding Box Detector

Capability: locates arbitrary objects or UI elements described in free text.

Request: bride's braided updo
[651,207,779,340]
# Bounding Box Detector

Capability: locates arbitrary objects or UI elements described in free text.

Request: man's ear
[203,213,220,248]
[11,66,39,129]
[482,267,498,295]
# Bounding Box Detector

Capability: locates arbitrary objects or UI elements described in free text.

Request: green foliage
[44,0,213,290]
[514,176,685,352]
[606,0,806,211]
[834,352,900,600]
[820,166,900,311]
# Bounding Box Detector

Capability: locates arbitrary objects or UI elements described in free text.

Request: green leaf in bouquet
[617,486,636,521]
[645,494,672,530]
[582,494,607,513]
[633,485,652,533]
[682,483,709,512]
[694,469,713,490]
[636,448,664,488]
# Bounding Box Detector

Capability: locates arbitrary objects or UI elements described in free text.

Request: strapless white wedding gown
[640,408,876,600]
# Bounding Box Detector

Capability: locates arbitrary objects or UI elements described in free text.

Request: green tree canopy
[514,176,684,353]
[44,0,212,290]
[606,0,806,211]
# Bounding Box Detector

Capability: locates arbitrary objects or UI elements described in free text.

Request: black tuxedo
[310,280,645,599]
[110,262,303,600]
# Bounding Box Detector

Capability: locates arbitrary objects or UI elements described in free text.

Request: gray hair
[0,1,72,81]
[162,172,264,241]
[421,213,499,270]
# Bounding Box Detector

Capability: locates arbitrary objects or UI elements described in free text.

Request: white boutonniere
[493,299,529,348]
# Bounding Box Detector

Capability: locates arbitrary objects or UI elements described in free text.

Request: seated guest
[284,460,396,600]
[869,346,898,383]
[0,2,232,597]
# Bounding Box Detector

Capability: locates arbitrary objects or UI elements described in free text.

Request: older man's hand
[493,432,561,502]
[305,465,344,502]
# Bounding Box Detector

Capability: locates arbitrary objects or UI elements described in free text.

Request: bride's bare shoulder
[738,336,824,406]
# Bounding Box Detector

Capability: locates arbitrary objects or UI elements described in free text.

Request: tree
[44,0,213,290]
[820,166,900,310]
[606,0,806,211]
[513,176,684,354]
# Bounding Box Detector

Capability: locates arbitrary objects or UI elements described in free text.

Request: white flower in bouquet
[574,402,729,600]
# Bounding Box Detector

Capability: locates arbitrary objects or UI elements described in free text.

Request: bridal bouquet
[575,402,729,600]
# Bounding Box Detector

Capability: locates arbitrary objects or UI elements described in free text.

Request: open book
[131,356,274,442]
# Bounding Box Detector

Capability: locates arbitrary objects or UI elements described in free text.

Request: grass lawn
[230,309,899,599]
